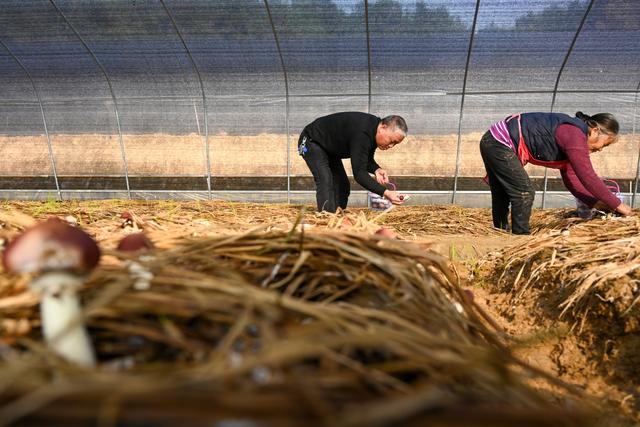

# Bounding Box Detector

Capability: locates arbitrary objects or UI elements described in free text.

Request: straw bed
[0,201,591,246]
[0,221,586,426]
[496,216,640,333]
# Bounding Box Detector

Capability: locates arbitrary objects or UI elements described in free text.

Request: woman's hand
[593,201,632,216]
[615,203,633,216]
[375,168,389,185]
[383,190,405,205]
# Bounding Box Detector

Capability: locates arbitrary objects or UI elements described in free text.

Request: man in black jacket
[298,112,407,212]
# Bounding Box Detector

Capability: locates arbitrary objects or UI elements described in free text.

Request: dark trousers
[298,133,350,213]
[479,131,535,235]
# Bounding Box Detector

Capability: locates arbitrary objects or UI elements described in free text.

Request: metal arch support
[631,79,640,207]
[49,0,131,199]
[452,0,481,204]
[263,0,291,204]
[543,0,596,208]
[364,0,372,113]
[0,39,61,200]
[159,0,212,200]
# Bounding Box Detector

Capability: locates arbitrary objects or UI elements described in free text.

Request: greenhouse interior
[1,1,640,427]
[0,0,637,206]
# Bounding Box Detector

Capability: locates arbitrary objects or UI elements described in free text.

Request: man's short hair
[381,115,408,135]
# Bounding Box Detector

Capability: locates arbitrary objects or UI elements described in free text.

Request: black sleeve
[367,150,381,174]
[350,137,387,196]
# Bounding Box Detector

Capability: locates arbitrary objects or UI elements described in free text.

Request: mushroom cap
[374,227,398,239]
[116,233,155,253]
[463,289,475,303]
[2,217,100,275]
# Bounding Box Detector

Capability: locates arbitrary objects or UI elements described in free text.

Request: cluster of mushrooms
[2,216,399,369]
[2,217,153,368]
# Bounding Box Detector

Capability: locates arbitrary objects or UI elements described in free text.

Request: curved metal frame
[631,79,640,207]
[49,0,131,198]
[542,0,595,208]
[263,0,291,203]
[1,1,637,206]
[364,0,372,113]
[0,39,61,200]
[451,0,481,204]
[159,0,212,199]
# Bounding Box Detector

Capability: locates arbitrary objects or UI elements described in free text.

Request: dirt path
[420,233,640,427]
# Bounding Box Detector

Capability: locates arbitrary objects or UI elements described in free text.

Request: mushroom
[116,232,154,253]
[375,227,398,239]
[116,233,155,291]
[119,210,140,231]
[2,217,100,367]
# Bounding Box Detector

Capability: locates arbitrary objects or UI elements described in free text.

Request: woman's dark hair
[575,111,619,134]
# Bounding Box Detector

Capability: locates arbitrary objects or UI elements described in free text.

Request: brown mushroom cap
[116,233,155,253]
[2,217,100,275]
[375,227,398,239]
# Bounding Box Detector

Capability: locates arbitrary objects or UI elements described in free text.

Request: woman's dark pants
[298,134,350,213]
[479,131,535,235]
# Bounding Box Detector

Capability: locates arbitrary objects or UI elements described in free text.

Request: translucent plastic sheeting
[271,0,369,96]
[370,1,476,94]
[0,104,52,177]
[0,50,37,102]
[208,97,286,136]
[558,1,640,92]
[163,0,285,98]
[208,97,287,177]
[118,98,207,179]
[0,0,638,203]
[0,102,45,137]
[467,0,589,93]
[45,99,124,177]
[370,94,462,177]
[0,1,113,101]
[54,0,202,100]
[118,98,204,136]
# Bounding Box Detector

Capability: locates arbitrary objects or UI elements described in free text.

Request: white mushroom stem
[127,259,154,291]
[31,272,96,367]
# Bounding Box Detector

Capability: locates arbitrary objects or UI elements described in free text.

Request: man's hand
[375,168,389,185]
[383,190,405,205]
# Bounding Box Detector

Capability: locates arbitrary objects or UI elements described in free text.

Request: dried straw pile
[372,206,504,237]
[374,206,584,237]
[1,201,588,245]
[494,215,640,417]
[529,209,589,234]
[496,216,640,333]
[0,225,585,426]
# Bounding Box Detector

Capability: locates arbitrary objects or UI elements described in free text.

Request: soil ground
[423,233,640,427]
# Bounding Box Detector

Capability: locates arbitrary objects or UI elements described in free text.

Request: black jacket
[303,112,386,195]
